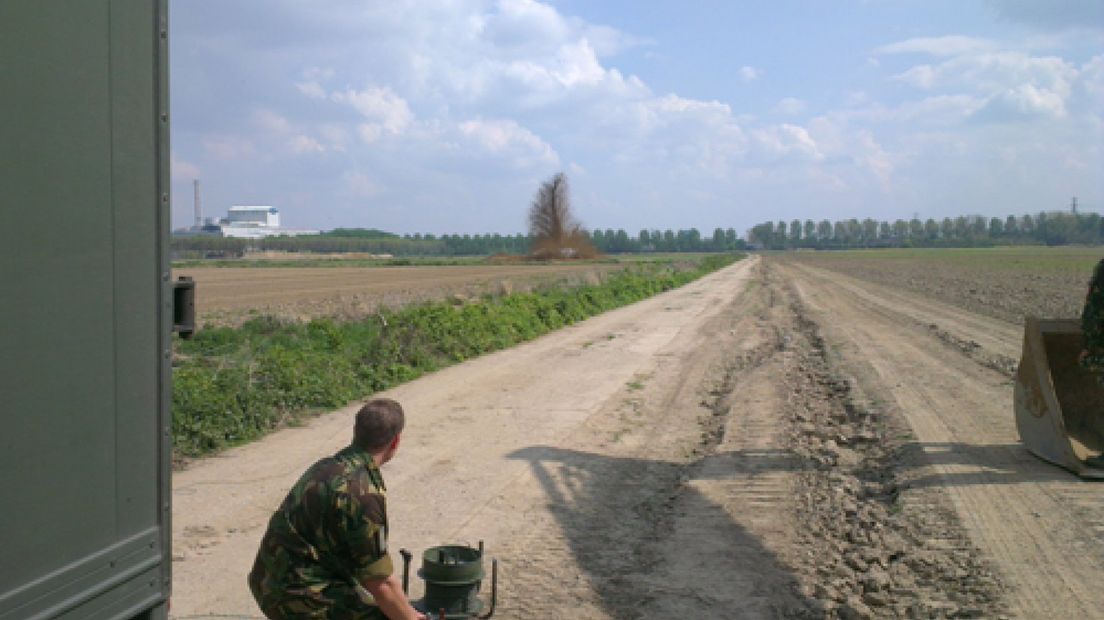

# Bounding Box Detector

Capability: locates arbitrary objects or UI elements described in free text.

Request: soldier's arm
[342,478,423,618]
[362,575,425,620]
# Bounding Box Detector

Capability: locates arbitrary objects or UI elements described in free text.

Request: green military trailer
[0,2,175,619]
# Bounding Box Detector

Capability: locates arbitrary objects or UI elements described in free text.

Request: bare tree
[528,172,596,258]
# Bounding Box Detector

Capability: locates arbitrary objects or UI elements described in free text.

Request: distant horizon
[175,198,1102,238]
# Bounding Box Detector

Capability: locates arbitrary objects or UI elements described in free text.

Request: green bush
[171,254,742,456]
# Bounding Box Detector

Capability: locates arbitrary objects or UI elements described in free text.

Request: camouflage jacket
[249,445,393,618]
[1083,258,1104,373]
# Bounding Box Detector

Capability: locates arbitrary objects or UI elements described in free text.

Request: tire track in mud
[643,262,810,618]
[496,259,1013,619]
[778,258,1104,618]
[775,266,1007,619]
[482,260,823,619]
[782,262,1021,377]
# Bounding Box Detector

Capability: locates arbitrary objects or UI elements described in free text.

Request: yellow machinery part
[1014,318,1104,479]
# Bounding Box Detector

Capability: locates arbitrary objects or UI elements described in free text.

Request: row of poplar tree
[748,210,1103,250]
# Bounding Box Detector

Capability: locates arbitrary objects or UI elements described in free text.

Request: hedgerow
[172,254,741,457]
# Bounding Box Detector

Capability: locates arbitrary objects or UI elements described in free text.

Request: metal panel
[0,530,160,620]
[0,1,170,618]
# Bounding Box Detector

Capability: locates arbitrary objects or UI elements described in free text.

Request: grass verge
[172,254,742,457]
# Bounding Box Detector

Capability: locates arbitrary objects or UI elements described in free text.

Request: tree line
[171,227,747,257]
[748,210,1103,250]
[592,227,746,252]
[171,210,1102,258]
[171,232,535,257]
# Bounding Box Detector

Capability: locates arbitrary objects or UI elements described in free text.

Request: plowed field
[174,263,621,326]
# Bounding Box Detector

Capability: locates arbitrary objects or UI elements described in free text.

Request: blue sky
[170,1,1104,235]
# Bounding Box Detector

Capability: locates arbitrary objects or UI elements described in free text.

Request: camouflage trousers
[249,577,387,620]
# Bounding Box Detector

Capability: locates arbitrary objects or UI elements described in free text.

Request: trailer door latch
[172,276,196,339]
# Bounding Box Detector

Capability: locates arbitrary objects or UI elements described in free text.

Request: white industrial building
[175,181,319,238]
[228,205,280,227]
[182,206,318,238]
[220,206,284,238]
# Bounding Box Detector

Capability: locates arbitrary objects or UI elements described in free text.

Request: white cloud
[802,116,896,190]
[891,51,1078,120]
[201,135,256,160]
[483,0,571,51]
[896,52,1076,95]
[774,97,807,115]
[318,124,351,151]
[171,153,201,180]
[332,86,413,135]
[975,84,1068,121]
[851,95,985,125]
[1078,54,1104,106]
[494,38,650,106]
[893,64,938,89]
[458,118,559,168]
[552,39,607,87]
[303,67,335,81]
[750,124,823,162]
[648,94,731,117]
[850,130,894,188]
[604,94,747,176]
[341,170,378,198]
[579,22,648,57]
[252,109,292,134]
[290,134,325,153]
[738,66,762,82]
[357,123,384,144]
[876,36,996,57]
[296,81,327,99]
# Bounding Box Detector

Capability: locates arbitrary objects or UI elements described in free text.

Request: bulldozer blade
[1014,318,1104,480]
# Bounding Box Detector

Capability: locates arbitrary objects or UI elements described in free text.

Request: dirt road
[779,260,1104,618]
[170,256,1104,619]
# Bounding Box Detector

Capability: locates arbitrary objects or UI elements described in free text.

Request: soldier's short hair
[354,398,405,451]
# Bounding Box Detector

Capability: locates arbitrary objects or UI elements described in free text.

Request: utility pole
[194,179,203,228]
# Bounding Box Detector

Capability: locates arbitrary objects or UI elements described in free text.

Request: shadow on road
[897,441,1091,487]
[503,437,1076,617]
[507,445,815,619]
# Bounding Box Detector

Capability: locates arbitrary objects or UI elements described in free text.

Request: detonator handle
[478,558,497,619]
[399,549,412,594]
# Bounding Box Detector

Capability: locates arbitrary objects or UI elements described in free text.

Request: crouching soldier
[249,399,425,620]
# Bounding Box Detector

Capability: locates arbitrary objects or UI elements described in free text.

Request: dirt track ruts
[170,256,1104,619]
[781,259,1104,618]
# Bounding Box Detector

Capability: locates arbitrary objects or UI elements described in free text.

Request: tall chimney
[193,179,202,228]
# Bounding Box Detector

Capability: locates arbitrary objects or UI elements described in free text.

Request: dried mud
[717,264,1007,618]
[782,293,1006,619]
